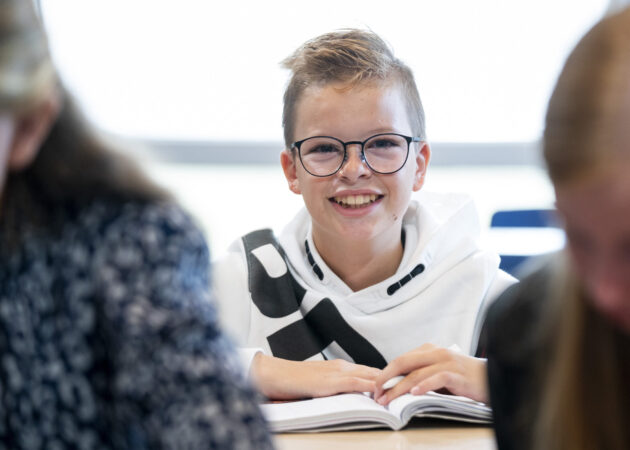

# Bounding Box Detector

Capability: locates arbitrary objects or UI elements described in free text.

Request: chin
[336,227,378,241]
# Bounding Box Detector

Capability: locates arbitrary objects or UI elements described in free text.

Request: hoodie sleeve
[212,245,251,344]
[472,268,518,356]
[212,242,267,373]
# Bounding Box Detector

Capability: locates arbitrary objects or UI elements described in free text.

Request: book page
[387,392,492,425]
[261,393,402,432]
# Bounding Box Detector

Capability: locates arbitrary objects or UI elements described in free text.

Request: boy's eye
[312,144,339,153]
[304,143,343,155]
[370,139,397,148]
[365,135,406,153]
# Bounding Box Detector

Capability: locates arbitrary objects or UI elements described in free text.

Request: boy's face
[281,81,430,248]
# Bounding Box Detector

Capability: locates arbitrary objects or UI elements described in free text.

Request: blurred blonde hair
[535,255,629,450]
[544,8,630,186]
[535,8,630,449]
[0,0,168,243]
[0,0,56,113]
[281,29,426,148]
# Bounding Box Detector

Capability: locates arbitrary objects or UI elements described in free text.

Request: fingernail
[410,387,420,395]
[376,395,387,405]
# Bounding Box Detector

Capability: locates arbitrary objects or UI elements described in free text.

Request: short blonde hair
[281,29,425,148]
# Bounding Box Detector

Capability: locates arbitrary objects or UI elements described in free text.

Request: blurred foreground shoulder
[92,200,274,448]
[484,258,554,450]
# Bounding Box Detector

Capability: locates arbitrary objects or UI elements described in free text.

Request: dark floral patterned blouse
[0,201,273,449]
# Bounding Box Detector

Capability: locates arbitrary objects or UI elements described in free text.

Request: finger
[410,361,487,402]
[418,342,437,351]
[395,347,453,375]
[354,365,383,380]
[375,374,419,405]
[377,362,454,405]
[337,377,377,395]
[374,372,403,400]
[376,347,453,391]
[374,357,418,400]
[375,356,415,387]
[410,371,458,397]
[331,360,382,379]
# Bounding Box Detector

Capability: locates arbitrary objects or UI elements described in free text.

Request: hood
[278,191,498,313]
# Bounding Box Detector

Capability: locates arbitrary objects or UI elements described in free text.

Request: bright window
[41,0,608,143]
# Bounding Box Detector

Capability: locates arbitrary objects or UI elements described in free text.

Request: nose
[337,144,371,180]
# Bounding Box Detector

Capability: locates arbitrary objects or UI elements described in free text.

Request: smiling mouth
[330,194,383,208]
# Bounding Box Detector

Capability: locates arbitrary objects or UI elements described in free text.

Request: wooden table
[274,421,496,450]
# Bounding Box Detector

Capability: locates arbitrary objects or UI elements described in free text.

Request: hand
[373,343,488,405]
[251,353,382,401]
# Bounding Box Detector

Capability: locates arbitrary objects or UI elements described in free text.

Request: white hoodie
[213,192,515,370]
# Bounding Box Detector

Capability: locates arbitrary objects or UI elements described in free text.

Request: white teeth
[333,194,380,208]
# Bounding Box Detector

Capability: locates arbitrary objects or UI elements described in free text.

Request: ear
[8,92,61,171]
[280,149,301,194]
[412,142,431,192]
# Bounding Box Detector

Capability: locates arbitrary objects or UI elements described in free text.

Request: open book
[261,391,492,432]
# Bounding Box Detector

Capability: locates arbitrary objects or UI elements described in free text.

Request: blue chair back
[490,209,562,276]
[490,209,560,228]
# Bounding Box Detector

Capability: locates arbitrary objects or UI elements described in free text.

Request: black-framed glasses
[291,133,421,177]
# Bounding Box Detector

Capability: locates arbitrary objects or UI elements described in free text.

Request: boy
[214,29,514,403]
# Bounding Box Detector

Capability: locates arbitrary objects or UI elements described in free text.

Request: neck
[312,228,404,292]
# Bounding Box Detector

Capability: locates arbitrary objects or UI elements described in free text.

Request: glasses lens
[299,137,345,176]
[364,134,409,173]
